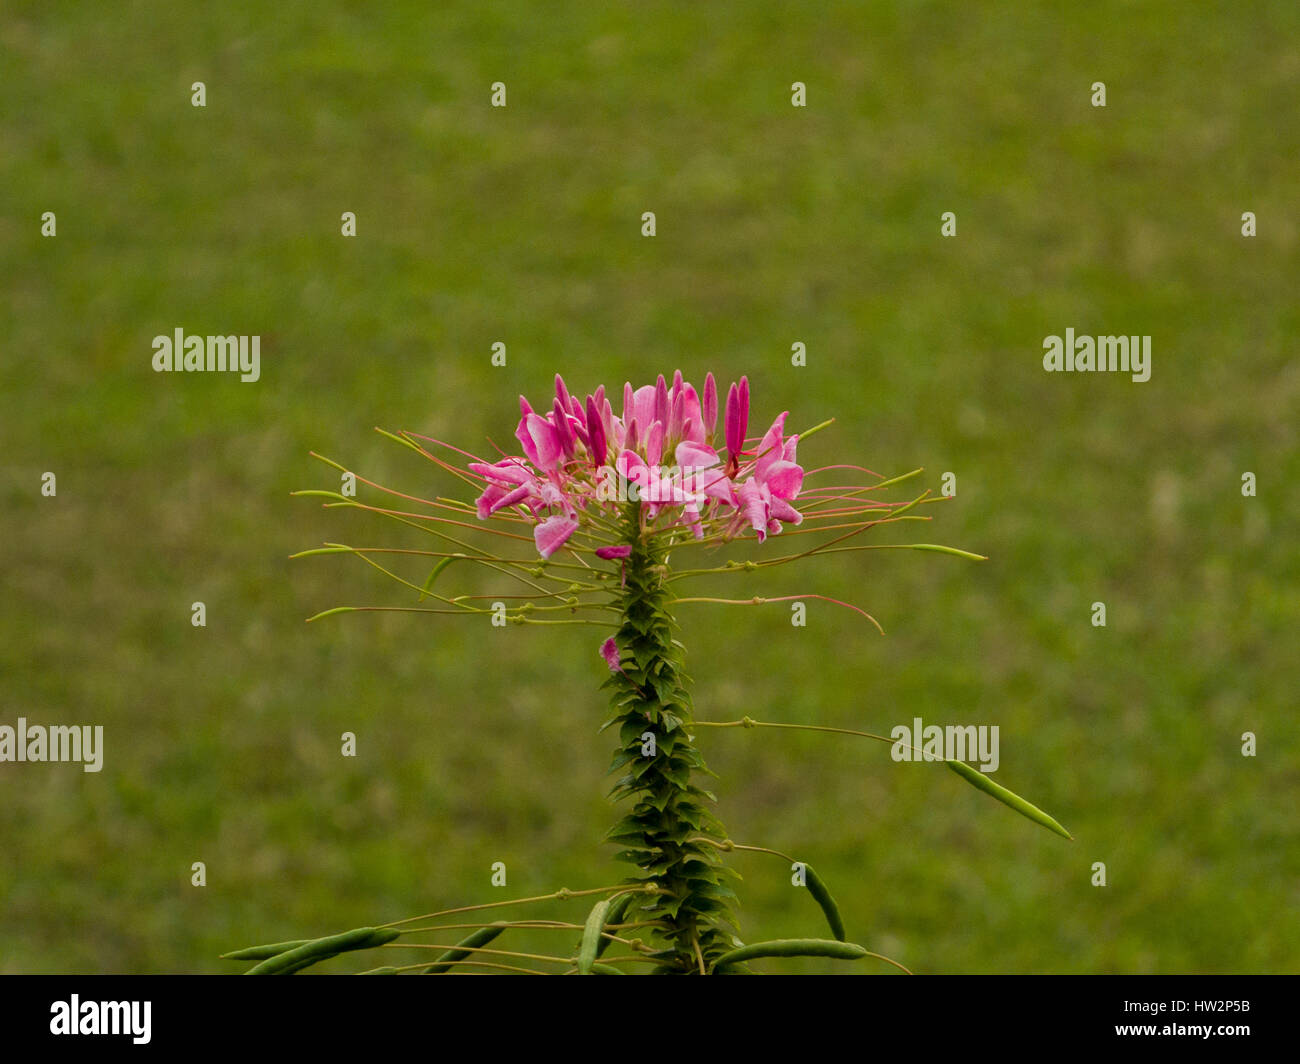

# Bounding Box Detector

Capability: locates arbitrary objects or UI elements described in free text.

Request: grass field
[2,1,1297,973]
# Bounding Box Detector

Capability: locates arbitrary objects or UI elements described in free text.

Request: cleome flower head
[295,369,968,639]
[471,372,805,558]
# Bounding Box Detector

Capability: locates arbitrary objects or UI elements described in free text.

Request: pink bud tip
[725,379,749,459]
[595,545,632,560]
[585,395,607,467]
[552,397,575,458]
[703,373,718,436]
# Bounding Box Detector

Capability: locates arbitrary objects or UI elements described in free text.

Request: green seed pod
[577,900,612,974]
[595,892,636,959]
[424,922,506,974]
[358,966,400,975]
[221,939,310,961]
[802,865,846,942]
[712,938,867,972]
[945,759,1072,839]
[589,962,624,975]
[279,956,334,975]
[244,927,400,975]
[419,556,458,600]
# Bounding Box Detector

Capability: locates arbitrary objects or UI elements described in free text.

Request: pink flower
[472,372,805,559]
[600,637,622,673]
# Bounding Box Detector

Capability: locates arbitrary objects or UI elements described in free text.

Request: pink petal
[515,415,539,465]
[737,478,769,541]
[552,398,575,458]
[586,396,607,466]
[756,412,789,481]
[534,514,578,558]
[682,502,705,539]
[725,376,749,460]
[596,544,633,560]
[526,412,562,470]
[616,450,649,495]
[667,389,684,441]
[703,373,718,437]
[628,385,654,433]
[696,470,736,507]
[770,497,802,525]
[645,420,664,466]
[475,484,503,519]
[679,386,703,443]
[649,471,692,505]
[470,460,534,486]
[675,440,720,472]
[600,637,622,673]
[487,483,532,516]
[763,459,804,499]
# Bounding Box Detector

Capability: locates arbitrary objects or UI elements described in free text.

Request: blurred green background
[2,1,1297,974]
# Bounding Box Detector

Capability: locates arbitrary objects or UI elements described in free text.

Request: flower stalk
[601,501,738,973]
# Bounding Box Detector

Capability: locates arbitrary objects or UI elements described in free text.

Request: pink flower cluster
[471,373,805,558]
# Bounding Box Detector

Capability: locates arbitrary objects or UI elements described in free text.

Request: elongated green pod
[802,865,846,941]
[595,892,635,959]
[424,922,506,974]
[712,938,867,971]
[280,956,332,975]
[945,760,1072,839]
[589,962,624,975]
[419,555,461,600]
[244,927,400,975]
[577,900,611,974]
[901,543,988,562]
[357,966,400,975]
[221,939,310,961]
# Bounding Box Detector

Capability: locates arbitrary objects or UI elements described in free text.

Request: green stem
[603,503,738,973]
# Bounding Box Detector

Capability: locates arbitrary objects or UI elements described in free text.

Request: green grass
[2,0,1297,973]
